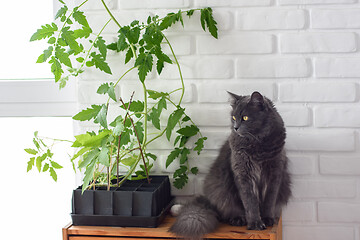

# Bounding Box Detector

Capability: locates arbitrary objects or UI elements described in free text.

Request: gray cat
[170,91,291,239]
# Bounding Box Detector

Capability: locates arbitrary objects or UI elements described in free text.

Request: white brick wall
[77,1,360,239]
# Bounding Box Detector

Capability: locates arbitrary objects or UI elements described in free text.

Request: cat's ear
[227,91,241,108]
[250,91,265,106]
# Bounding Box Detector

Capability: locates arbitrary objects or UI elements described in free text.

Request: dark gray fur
[170,91,291,239]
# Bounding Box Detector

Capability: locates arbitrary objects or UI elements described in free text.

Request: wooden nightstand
[63,215,282,240]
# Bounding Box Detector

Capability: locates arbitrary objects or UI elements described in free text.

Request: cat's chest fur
[230,150,269,200]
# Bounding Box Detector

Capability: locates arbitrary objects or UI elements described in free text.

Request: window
[0,1,76,240]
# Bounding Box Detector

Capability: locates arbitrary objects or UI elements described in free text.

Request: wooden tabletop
[63,215,282,240]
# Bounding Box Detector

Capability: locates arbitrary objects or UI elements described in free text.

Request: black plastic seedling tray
[71,175,173,227]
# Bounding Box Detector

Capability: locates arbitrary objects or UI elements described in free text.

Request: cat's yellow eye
[232,116,236,121]
[242,116,249,121]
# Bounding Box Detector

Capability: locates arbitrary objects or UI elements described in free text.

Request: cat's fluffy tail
[169,196,219,240]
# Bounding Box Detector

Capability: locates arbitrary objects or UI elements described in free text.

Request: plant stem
[119,98,150,184]
[101,0,121,29]
[162,35,185,105]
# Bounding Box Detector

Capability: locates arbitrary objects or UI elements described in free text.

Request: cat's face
[228,91,276,139]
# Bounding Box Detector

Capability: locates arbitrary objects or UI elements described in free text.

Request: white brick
[277,106,311,127]
[311,9,360,29]
[320,156,360,175]
[197,81,275,103]
[201,129,230,150]
[316,58,360,78]
[318,202,360,222]
[315,106,360,127]
[237,57,310,78]
[286,129,355,151]
[236,9,306,30]
[185,105,231,127]
[284,226,355,240]
[287,154,317,175]
[162,35,192,56]
[160,58,234,79]
[282,201,315,222]
[119,0,190,9]
[197,33,274,55]
[279,82,356,102]
[280,33,356,53]
[280,0,356,4]
[292,179,356,198]
[195,0,272,7]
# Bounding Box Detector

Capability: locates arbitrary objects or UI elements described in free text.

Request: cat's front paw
[262,217,275,227]
[247,220,266,230]
[229,216,247,226]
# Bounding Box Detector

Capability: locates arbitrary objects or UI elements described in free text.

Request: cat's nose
[234,127,239,131]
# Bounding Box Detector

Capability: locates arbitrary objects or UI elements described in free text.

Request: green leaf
[135,52,153,82]
[79,148,100,168]
[73,130,111,148]
[82,161,96,193]
[73,27,92,39]
[73,8,89,27]
[194,137,207,155]
[121,156,137,166]
[145,153,157,161]
[96,36,107,58]
[42,163,50,172]
[90,52,112,74]
[55,5,68,20]
[30,23,58,41]
[94,104,108,128]
[121,100,144,113]
[73,104,102,121]
[36,46,53,63]
[191,167,199,175]
[166,148,181,168]
[173,174,188,189]
[27,157,35,172]
[174,165,187,178]
[117,31,128,52]
[113,120,125,136]
[72,147,92,161]
[125,48,133,64]
[160,12,179,30]
[98,147,110,167]
[176,125,199,137]
[158,97,167,111]
[187,9,195,17]
[61,27,82,53]
[134,122,144,143]
[180,148,190,164]
[148,107,161,130]
[36,154,47,172]
[127,27,140,44]
[50,57,63,82]
[51,161,63,169]
[147,90,169,100]
[166,107,185,141]
[200,8,218,39]
[55,47,72,68]
[25,148,38,155]
[97,83,117,102]
[49,167,58,181]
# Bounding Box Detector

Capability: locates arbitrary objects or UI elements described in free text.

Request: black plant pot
[71,175,173,227]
